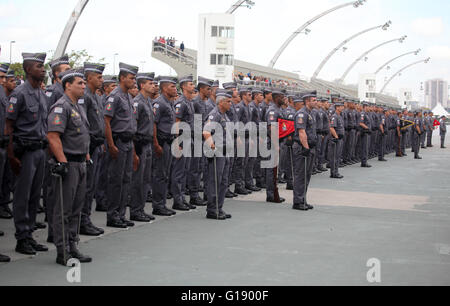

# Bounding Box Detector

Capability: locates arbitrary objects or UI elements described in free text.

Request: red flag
[433,119,440,127]
[278,119,295,140]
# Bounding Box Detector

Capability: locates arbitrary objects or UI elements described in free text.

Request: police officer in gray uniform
[172,75,196,211]
[152,76,178,216]
[282,94,297,188]
[130,72,157,222]
[292,91,317,211]
[329,101,345,179]
[46,55,71,108]
[413,111,423,159]
[203,89,233,220]
[223,82,239,198]
[78,63,106,236]
[104,63,139,228]
[265,89,286,203]
[246,88,263,191]
[360,102,373,168]
[5,53,49,255]
[47,69,92,266]
[440,116,447,149]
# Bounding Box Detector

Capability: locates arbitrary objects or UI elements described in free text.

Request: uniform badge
[54,115,61,125]
[282,122,287,131]
[8,104,14,113]
[298,116,303,124]
[106,103,112,111]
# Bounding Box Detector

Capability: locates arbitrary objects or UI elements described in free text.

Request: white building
[197,13,235,84]
[424,79,448,109]
[358,74,376,104]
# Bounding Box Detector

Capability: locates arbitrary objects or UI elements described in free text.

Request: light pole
[374,49,421,75]
[140,61,146,71]
[268,0,367,68]
[338,35,407,84]
[10,41,16,64]
[226,0,255,14]
[379,58,430,94]
[312,21,392,80]
[113,53,119,75]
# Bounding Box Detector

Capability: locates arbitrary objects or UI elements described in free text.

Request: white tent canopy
[432,103,450,118]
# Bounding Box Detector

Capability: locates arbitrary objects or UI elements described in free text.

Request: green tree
[9,63,25,77]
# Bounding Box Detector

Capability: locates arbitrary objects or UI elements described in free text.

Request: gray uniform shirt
[331,112,345,137]
[47,94,90,155]
[6,80,48,141]
[45,82,64,109]
[153,93,175,135]
[295,107,318,147]
[0,85,7,139]
[134,93,154,138]
[80,87,105,138]
[104,86,137,135]
[440,119,447,135]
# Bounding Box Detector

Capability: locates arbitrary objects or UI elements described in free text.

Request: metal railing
[152,41,197,69]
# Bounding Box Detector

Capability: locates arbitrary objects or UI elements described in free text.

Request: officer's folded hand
[9,157,22,176]
[155,144,163,158]
[332,137,339,144]
[51,162,69,179]
[133,154,140,172]
[109,145,119,160]
[301,148,311,158]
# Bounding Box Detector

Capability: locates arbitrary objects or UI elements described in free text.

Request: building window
[211,26,218,37]
[217,54,224,65]
[210,54,217,65]
[211,26,235,38]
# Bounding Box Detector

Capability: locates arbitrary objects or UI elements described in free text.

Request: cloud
[426,45,450,60]
[0,2,18,18]
[411,17,444,37]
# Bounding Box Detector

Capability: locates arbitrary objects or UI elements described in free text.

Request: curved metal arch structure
[268,0,367,68]
[312,21,391,80]
[227,0,253,14]
[54,0,89,59]
[374,49,421,75]
[379,58,430,94]
[338,35,407,84]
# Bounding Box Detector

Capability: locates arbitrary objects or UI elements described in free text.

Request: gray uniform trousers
[279,139,288,178]
[171,154,186,206]
[107,140,133,222]
[206,156,230,215]
[319,134,329,165]
[361,133,370,164]
[401,132,407,155]
[349,130,357,160]
[283,144,294,186]
[245,152,257,188]
[253,141,264,185]
[395,133,402,155]
[337,137,344,164]
[152,142,173,210]
[81,145,102,225]
[265,141,279,199]
[314,136,323,169]
[0,149,6,204]
[441,133,446,148]
[131,144,152,215]
[232,137,248,189]
[188,141,202,200]
[413,133,421,158]
[427,129,433,147]
[228,139,238,187]
[52,162,86,253]
[13,149,46,241]
[329,140,340,177]
[378,133,386,159]
[343,132,351,162]
[420,130,426,147]
[293,143,315,205]
[95,145,108,208]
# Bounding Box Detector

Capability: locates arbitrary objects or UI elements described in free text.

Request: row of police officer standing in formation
[0,54,447,265]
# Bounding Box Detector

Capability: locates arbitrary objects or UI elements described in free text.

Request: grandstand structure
[152,41,400,107]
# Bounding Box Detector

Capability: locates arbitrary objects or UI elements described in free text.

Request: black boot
[0,253,10,263]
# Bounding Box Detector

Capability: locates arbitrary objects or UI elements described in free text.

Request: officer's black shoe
[378,158,388,162]
[267,197,286,204]
[153,209,173,217]
[286,185,294,191]
[255,182,266,189]
[206,213,227,221]
[80,224,102,237]
[143,212,156,221]
[121,219,135,227]
[91,224,105,235]
[306,204,314,210]
[293,204,309,211]
[278,178,287,184]
[34,222,47,230]
[246,185,261,192]
[47,236,54,243]
[361,164,372,168]
[0,253,11,263]
[185,201,197,210]
[107,219,128,229]
[403,153,408,157]
[27,238,49,252]
[147,194,153,203]
[415,156,423,160]
[330,174,344,179]
[69,249,92,264]
[166,208,177,216]
[245,188,253,194]
[130,213,152,223]
[317,166,327,172]
[95,204,108,212]
[172,203,190,212]
[235,187,249,195]
[16,240,36,256]
[166,193,173,200]
[56,254,74,267]
[225,190,235,198]
[0,230,4,237]
[220,211,232,219]
[0,206,13,219]
[326,164,331,169]
[190,198,207,206]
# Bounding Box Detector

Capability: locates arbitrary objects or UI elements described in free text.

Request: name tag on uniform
[108,97,114,103]
[54,107,63,114]
[46,92,53,98]
[78,99,84,105]
[134,103,139,108]
[9,97,17,104]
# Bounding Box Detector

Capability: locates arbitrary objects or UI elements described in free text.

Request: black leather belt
[65,154,86,163]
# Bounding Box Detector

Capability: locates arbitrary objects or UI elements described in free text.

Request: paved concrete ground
[0,133,449,286]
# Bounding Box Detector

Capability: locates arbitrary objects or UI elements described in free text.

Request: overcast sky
[1,0,449,101]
